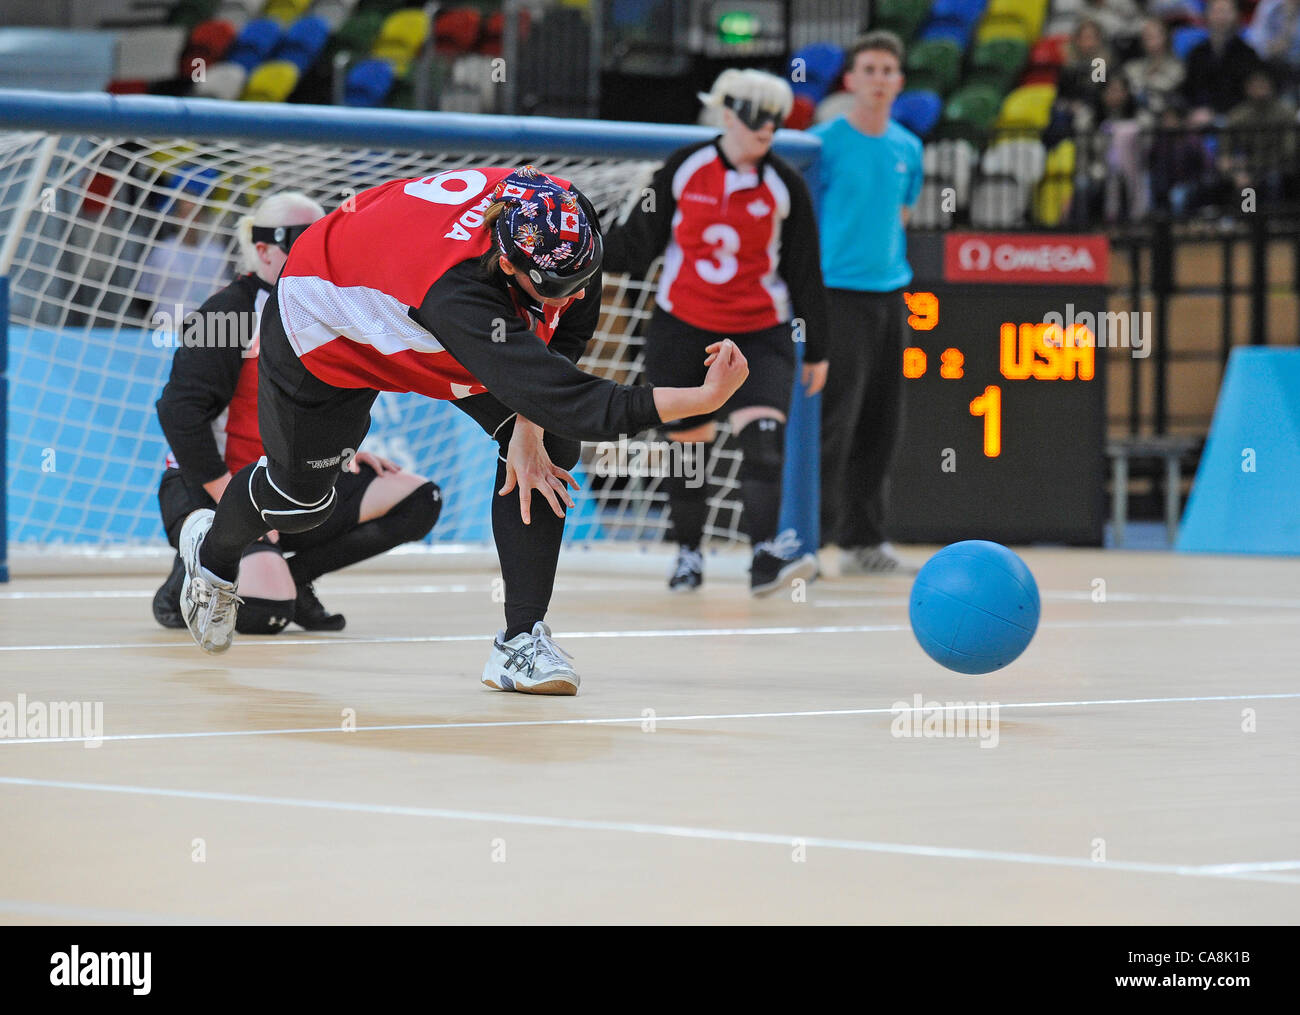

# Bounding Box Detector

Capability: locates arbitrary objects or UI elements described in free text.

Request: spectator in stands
[1048,0,1140,52]
[1125,16,1187,121]
[1096,76,1148,220]
[136,169,231,320]
[1182,0,1262,122]
[1245,0,1300,100]
[1148,96,1217,215]
[1220,65,1297,201]
[1056,18,1115,132]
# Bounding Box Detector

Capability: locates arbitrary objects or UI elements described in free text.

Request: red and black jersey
[602,139,829,362]
[275,167,660,442]
[156,272,271,484]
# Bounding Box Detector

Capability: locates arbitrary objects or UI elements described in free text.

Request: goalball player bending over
[154,191,441,634]
[177,166,748,695]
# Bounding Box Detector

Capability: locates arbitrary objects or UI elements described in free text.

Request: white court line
[815,592,1300,609]
[0,692,1295,748]
[0,898,230,925]
[6,584,1300,610]
[2,612,1297,653]
[0,580,651,601]
[1192,860,1300,874]
[1,775,1297,887]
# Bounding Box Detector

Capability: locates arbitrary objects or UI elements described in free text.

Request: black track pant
[819,288,904,549]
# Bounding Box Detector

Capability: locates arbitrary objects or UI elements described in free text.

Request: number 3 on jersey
[696,223,741,285]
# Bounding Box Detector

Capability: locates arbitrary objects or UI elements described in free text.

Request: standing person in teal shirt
[810,31,923,573]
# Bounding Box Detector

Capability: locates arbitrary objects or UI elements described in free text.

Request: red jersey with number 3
[277,167,576,400]
[656,145,795,333]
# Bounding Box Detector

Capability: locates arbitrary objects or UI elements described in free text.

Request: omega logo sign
[956,239,1097,274]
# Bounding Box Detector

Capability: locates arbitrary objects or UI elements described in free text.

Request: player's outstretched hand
[500,419,578,525]
[701,339,749,410]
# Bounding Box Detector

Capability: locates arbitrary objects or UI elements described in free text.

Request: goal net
[0,92,819,568]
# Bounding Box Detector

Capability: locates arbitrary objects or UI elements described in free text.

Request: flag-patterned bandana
[491,166,597,275]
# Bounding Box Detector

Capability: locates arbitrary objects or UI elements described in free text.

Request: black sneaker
[295,581,346,631]
[152,553,188,629]
[668,545,704,592]
[750,529,819,598]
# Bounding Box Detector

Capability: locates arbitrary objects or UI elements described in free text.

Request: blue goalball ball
[908,541,1041,675]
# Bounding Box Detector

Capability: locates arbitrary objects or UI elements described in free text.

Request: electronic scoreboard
[881,233,1110,546]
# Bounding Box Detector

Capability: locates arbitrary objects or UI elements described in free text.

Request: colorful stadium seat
[924,137,979,203]
[263,0,312,24]
[1019,65,1060,86]
[191,60,247,99]
[930,0,989,29]
[1028,33,1068,69]
[893,90,944,136]
[982,137,1046,185]
[874,0,930,42]
[372,9,431,76]
[789,42,845,103]
[976,14,1033,44]
[918,20,976,47]
[179,18,237,80]
[938,83,1003,139]
[996,83,1056,133]
[332,10,385,55]
[970,175,1028,226]
[968,36,1029,92]
[276,14,330,71]
[224,17,284,72]
[435,7,482,55]
[910,180,956,228]
[985,0,1047,40]
[344,56,395,105]
[241,58,299,100]
[906,38,963,96]
[786,93,816,130]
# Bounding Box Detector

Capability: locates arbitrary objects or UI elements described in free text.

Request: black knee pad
[391,481,443,542]
[736,417,785,485]
[235,596,295,635]
[657,431,711,500]
[249,459,337,534]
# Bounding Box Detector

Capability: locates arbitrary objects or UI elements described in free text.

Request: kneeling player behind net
[176,166,749,695]
[154,191,442,635]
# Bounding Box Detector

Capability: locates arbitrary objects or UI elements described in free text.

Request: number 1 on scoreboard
[969,385,1002,458]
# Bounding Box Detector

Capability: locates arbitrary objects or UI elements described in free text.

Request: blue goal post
[0,89,823,577]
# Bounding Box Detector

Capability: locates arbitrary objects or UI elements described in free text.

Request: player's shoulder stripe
[761,163,792,217]
[671,142,722,201]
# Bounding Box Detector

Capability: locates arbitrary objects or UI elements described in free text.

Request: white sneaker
[840,541,915,575]
[178,509,243,654]
[481,621,580,696]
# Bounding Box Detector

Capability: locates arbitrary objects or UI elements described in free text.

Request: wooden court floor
[0,547,1297,924]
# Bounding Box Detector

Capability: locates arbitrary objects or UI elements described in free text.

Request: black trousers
[819,288,905,549]
[256,287,576,636]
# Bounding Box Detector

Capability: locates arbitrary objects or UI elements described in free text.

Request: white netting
[0,131,750,550]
